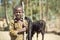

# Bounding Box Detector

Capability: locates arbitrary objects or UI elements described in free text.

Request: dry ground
[0,31,60,40]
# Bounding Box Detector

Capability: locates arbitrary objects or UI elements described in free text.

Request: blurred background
[0,0,60,40]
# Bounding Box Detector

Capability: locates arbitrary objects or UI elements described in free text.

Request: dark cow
[31,20,46,40]
[25,17,46,40]
[25,17,32,40]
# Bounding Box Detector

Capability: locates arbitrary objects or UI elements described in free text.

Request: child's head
[13,5,23,19]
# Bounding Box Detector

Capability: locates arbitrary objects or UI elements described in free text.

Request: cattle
[25,17,46,40]
[31,20,46,40]
[24,17,32,40]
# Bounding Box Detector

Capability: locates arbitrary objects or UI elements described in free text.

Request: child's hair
[14,5,22,10]
[13,5,23,13]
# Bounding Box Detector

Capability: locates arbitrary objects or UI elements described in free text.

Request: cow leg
[42,33,44,40]
[37,32,38,40]
[28,27,32,40]
[28,22,32,40]
[41,31,44,40]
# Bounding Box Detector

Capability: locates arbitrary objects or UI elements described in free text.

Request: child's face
[14,7,23,19]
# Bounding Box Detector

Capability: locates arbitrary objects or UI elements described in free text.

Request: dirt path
[32,33,60,40]
[0,31,60,40]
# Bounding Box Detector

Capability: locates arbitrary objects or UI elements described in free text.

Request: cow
[31,20,46,40]
[25,17,46,40]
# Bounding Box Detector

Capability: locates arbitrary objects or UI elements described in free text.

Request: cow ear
[25,17,32,22]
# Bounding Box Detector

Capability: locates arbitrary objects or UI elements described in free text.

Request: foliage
[0,0,60,21]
